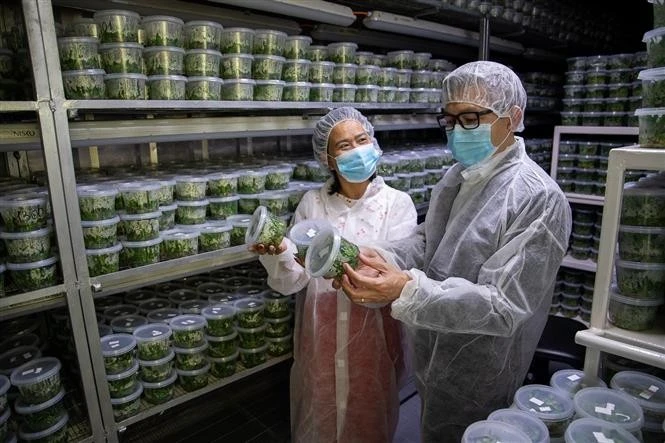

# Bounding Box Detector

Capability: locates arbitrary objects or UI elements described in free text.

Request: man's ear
[509,106,523,131]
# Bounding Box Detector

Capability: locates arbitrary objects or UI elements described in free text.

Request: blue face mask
[447,123,497,168]
[331,143,381,183]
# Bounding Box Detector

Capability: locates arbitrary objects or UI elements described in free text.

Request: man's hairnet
[311,107,379,169]
[442,61,527,132]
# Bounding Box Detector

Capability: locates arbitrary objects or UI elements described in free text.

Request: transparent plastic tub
[267,333,292,356]
[615,259,665,299]
[253,29,287,56]
[332,83,356,102]
[184,20,223,50]
[176,361,210,391]
[237,170,268,194]
[461,420,531,443]
[289,218,332,261]
[307,45,328,62]
[395,69,413,88]
[377,67,397,87]
[252,55,285,80]
[57,36,99,71]
[208,196,239,220]
[643,27,665,68]
[309,83,335,101]
[550,369,607,398]
[0,193,48,233]
[227,214,252,246]
[6,256,59,291]
[206,330,238,358]
[10,357,62,404]
[67,17,98,38]
[356,84,379,103]
[564,417,640,443]
[209,350,239,378]
[621,183,665,227]
[198,222,232,252]
[184,49,221,77]
[284,36,312,60]
[141,15,184,47]
[306,227,359,279]
[355,64,380,85]
[618,225,665,263]
[120,236,162,268]
[94,9,140,43]
[173,341,208,371]
[110,314,148,334]
[133,323,171,361]
[332,63,357,85]
[573,387,644,436]
[118,182,161,214]
[257,192,289,216]
[327,42,357,64]
[160,229,198,260]
[387,50,414,69]
[282,59,311,83]
[608,290,664,330]
[378,86,397,103]
[239,343,268,368]
[1,227,52,263]
[610,371,665,428]
[175,200,208,225]
[636,107,665,147]
[86,243,122,277]
[513,384,575,438]
[486,409,549,443]
[202,305,235,337]
[146,307,180,324]
[221,79,255,100]
[167,288,199,306]
[110,382,142,421]
[283,81,311,101]
[179,300,209,315]
[100,334,136,375]
[234,298,265,328]
[105,359,139,398]
[17,410,69,443]
[220,53,253,80]
[169,314,206,348]
[265,313,291,338]
[254,79,284,101]
[141,369,176,404]
[261,291,290,319]
[185,75,222,100]
[220,27,254,54]
[104,72,147,99]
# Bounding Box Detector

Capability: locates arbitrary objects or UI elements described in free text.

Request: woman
[252,107,417,443]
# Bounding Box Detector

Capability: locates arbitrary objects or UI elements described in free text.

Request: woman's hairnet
[442,61,527,132]
[311,106,379,169]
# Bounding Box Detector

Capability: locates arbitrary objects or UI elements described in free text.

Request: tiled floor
[122,360,422,443]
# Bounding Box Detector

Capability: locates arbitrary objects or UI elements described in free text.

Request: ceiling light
[208,0,357,27]
[363,10,523,55]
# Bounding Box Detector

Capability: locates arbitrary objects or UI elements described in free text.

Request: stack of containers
[282,35,312,102]
[170,314,210,392]
[520,71,561,112]
[562,51,644,127]
[134,323,177,404]
[251,29,287,101]
[318,41,357,103]
[219,27,255,100]
[610,171,665,332]
[183,20,224,99]
[117,181,163,269]
[140,15,187,100]
[57,22,106,99]
[10,357,68,442]
[262,290,293,358]
[234,298,269,368]
[524,138,553,171]
[202,305,240,378]
[610,370,665,441]
[100,333,143,421]
[638,0,665,147]
[567,204,599,263]
[0,191,60,294]
[552,268,595,321]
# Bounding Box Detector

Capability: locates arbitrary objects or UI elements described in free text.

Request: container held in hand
[245,206,287,248]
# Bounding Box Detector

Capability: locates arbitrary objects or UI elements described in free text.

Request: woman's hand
[249,239,288,256]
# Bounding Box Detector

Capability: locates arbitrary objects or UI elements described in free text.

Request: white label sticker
[35,367,42,374]
[110,343,119,348]
[595,405,613,415]
[649,385,659,393]
[21,368,35,376]
[529,397,544,406]
[183,320,196,325]
[539,406,551,412]
[152,330,161,336]
[306,228,318,238]
[22,353,31,360]
[593,431,615,443]
[567,374,582,382]
[109,340,119,346]
[639,389,654,400]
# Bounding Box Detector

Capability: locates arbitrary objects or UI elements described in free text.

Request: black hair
[327,169,377,196]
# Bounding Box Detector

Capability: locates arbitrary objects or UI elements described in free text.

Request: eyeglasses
[436,110,494,132]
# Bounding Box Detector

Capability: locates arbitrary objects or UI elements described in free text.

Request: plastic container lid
[179,300,210,314]
[175,361,210,377]
[199,223,232,235]
[643,27,665,42]
[329,41,358,50]
[121,236,163,249]
[167,288,199,305]
[110,315,148,333]
[100,334,136,357]
[234,298,264,313]
[106,358,139,382]
[132,323,172,343]
[564,417,640,443]
[265,312,292,325]
[162,229,199,242]
[573,387,644,433]
[619,224,665,235]
[109,381,143,405]
[143,45,185,55]
[94,9,140,19]
[206,330,238,343]
[5,254,58,271]
[201,305,235,320]
[104,304,140,320]
[236,324,267,335]
[615,258,665,271]
[223,79,256,85]
[610,290,665,307]
[635,107,665,117]
[61,69,105,77]
[80,215,120,229]
[140,368,177,389]
[486,408,549,443]
[119,210,161,222]
[169,314,207,331]
[461,420,531,443]
[0,345,42,376]
[227,214,252,227]
[245,206,270,244]
[18,411,69,442]
[305,227,343,278]
[10,356,61,387]
[638,67,665,81]
[610,371,665,413]
[137,348,175,367]
[513,384,575,421]
[238,343,268,354]
[207,349,239,364]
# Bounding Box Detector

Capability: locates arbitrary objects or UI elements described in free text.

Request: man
[335,61,572,441]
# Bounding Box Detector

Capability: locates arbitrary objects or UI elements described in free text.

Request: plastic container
[254,79,284,101]
[179,300,210,315]
[252,55,285,80]
[307,45,328,62]
[327,42,357,64]
[142,15,184,47]
[283,81,311,101]
[309,82,335,101]
[1,227,52,263]
[608,290,664,330]
[185,75,222,100]
[207,196,239,220]
[615,259,665,299]
[387,50,414,69]
[610,371,665,429]
[237,170,268,194]
[160,229,198,260]
[103,304,139,323]
[333,83,357,102]
[332,63,357,85]
[636,108,665,147]
[110,314,147,334]
[184,20,223,50]
[6,256,59,291]
[284,36,311,60]
[67,17,98,38]
[197,222,232,252]
[119,236,161,268]
[141,369,177,404]
[513,384,575,438]
[573,387,644,436]
[305,227,359,279]
[206,330,238,358]
[253,29,287,56]
[143,46,185,76]
[621,183,665,227]
[146,308,180,324]
[176,362,210,392]
[486,409,549,443]
[17,411,69,443]
[395,69,413,88]
[261,291,290,319]
[282,59,311,83]
[267,333,292,357]
[549,369,607,399]
[220,27,254,54]
[564,417,640,443]
[356,84,379,103]
[169,314,206,348]
[93,9,140,43]
[100,334,135,375]
[105,358,139,398]
[57,36,100,71]
[309,61,334,83]
[173,341,208,371]
[118,182,161,214]
[209,350,239,378]
[136,347,174,384]
[201,305,235,337]
[132,323,171,361]
[174,200,208,225]
[461,420,531,443]
[226,214,251,246]
[119,211,161,242]
[10,356,62,404]
[245,205,287,248]
[618,225,665,263]
[0,193,48,232]
[288,218,331,261]
[644,27,665,68]
[234,298,265,329]
[238,343,268,368]
[110,382,142,421]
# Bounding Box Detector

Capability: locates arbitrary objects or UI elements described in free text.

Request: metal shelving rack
[576,146,665,374]
[550,125,639,273]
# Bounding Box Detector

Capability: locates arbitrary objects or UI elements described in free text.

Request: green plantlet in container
[7,256,59,291]
[10,357,62,404]
[305,161,329,182]
[184,49,221,77]
[237,170,267,194]
[309,61,334,83]
[202,305,235,337]
[333,84,357,102]
[252,55,285,80]
[306,228,359,279]
[209,352,238,378]
[618,225,665,263]
[144,46,185,75]
[220,53,253,79]
[208,196,239,220]
[86,243,122,277]
[356,85,379,103]
[227,214,251,246]
[175,200,208,225]
[308,45,328,61]
[62,69,105,99]
[221,79,255,100]
[68,18,98,38]
[106,360,139,398]
[0,193,48,233]
[160,229,199,260]
[77,185,117,221]
[133,323,172,362]
[142,16,183,47]
[170,314,206,348]
[284,36,312,59]
[332,63,357,84]
[120,212,160,241]
[245,206,287,249]
[57,37,100,70]
[258,193,289,216]
[206,172,238,197]
[100,334,135,375]
[14,388,66,433]
[282,59,311,82]
[148,75,186,99]
[239,345,267,368]
[110,383,142,421]
[94,9,140,43]
[637,107,665,147]
[120,237,162,268]
[186,76,222,100]
[327,42,357,64]
[198,223,232,252]
[220,27,255,54]
[265,316,291,338]
[81,216,119,249]
[177,365,209,392]
[98,43,143,73]
[118,182,161,214]
[309,83,334,102]
[207,331,238,357]
[235,299,265,329]
[174,343,208,370]
[1,227,52,263]
[608,292,663,331]
[253,30,287,56]
[158,204,177,230]
[621,184,665,226]
[238,195,260,215]
[254,80,284,101]
[262,292,290,319]
[184,21,223,50]
[141,370,176,404]
[267,335,292,356]
[105,73,147,99]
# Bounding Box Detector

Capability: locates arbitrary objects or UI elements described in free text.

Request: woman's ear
[508,106,523,131]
